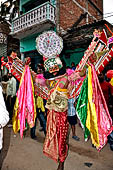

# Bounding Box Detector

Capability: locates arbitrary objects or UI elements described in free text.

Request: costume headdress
[36,31,63,72]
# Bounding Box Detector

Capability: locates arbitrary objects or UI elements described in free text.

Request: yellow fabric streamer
[86,66,100,147]
[13,97,20,133]
[12,68,26,134]
[110,77,113,86]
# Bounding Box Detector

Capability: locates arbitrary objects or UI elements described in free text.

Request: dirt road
[1,123,113,170]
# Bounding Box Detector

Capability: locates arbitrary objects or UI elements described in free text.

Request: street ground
[1,122,113,170]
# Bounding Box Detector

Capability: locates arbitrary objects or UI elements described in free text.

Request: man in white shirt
[7,74,16,98]
[0,85,9,168]
[6,73,16,121]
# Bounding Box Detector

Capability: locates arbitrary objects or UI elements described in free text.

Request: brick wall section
[59,0,103,31]
[96,0,103,12]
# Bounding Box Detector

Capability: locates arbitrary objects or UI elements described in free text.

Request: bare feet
[57,162,64,170]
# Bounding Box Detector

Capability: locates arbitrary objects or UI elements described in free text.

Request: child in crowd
[67,97,80,141]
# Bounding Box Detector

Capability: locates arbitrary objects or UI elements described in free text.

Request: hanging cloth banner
[13,65,36,138]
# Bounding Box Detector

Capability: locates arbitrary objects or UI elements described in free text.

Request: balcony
[11,2,56,39]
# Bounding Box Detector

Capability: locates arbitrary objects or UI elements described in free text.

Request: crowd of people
[1,62,113,140]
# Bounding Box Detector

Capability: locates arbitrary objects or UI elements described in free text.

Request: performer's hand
[79,68,86,77]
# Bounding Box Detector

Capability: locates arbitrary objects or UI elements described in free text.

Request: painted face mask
[44,57,63,73]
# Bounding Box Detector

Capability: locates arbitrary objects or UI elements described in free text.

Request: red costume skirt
[43,110,69,162]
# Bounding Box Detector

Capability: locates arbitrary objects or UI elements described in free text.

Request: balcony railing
[11,2,55,34]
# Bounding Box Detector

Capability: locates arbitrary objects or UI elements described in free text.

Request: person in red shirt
[98,73,113,119]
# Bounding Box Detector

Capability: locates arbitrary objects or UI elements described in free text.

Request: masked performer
[35,31,85,170]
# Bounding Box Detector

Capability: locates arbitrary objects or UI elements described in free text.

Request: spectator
[6,73,17,121]
[98,73,113,119]
[71,62,76,71]
[30,64,46,139]
[30,96,46,139]
[98,73,113,105]
[67,97,80,141]
[0,85,9,168]
[1,75,9,104]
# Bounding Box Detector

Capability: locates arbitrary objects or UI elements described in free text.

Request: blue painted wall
[20,33,39,53]
[63,48,86,67]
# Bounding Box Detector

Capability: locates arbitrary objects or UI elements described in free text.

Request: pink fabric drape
[17,65,36,138]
